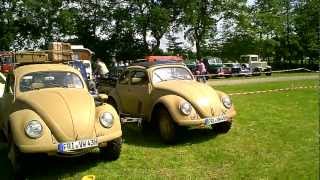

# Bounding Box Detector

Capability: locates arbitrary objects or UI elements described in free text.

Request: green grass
[213,79,318,94]
[0,79,318,179]
[209,72,318,80]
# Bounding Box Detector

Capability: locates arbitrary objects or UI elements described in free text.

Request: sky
[158,0,256,52]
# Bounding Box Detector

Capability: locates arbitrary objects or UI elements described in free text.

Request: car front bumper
[175,108,236,128]
[18,130,122,155]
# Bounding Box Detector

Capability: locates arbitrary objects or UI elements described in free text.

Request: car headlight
[25,120,43,139]
[222,96,232,109]
[100,112,113,128]
[179,101,192,115]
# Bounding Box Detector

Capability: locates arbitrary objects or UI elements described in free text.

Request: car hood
[153,80,225,117]
[16,89,95,142]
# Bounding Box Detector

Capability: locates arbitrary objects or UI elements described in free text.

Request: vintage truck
[239,54,272,76]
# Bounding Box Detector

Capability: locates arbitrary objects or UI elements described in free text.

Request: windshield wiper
[154,72,165,81]
[170,75,186,80]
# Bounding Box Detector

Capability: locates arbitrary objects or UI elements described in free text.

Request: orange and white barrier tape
[229,85,318,96]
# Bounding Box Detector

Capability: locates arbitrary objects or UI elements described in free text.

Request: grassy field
[0,78,318,179]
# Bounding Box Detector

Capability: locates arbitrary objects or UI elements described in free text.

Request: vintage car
[108,61,236,143]
[0,63,122,174]
[0,72,5,97]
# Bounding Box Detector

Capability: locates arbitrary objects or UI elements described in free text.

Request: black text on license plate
[58,138,98,153]
[205,116,226,126]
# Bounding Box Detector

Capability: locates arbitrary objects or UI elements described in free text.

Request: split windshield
[152,67,193,83]
[20,71,83,92]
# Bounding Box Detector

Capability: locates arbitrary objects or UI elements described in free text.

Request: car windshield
[20,71,84,92]
[152,67,193,83]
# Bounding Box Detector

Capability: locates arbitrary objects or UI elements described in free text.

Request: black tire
[100,137,122,160]
[8,135,26,179]
[266,72,272,76]
[211,121,232,134]
[157,108,177,144]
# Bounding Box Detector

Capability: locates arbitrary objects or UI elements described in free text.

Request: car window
[119,70,130,85]
[19,71,84,92]
[131,70,148,85]
[152,67,193,83]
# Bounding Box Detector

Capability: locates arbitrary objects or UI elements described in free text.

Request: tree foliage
[0,0,318,66]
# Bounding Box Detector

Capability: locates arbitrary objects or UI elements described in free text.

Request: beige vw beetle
[108,61,236,143]
[0,63,122,174]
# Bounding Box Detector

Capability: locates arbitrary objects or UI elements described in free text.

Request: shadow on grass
[0,143,110,180]
[122,124,219,148]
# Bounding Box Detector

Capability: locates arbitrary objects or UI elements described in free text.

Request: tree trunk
[196,39,201,60]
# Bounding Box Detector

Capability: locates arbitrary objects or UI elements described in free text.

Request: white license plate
[204,115,227,126]
[58,138,98,153]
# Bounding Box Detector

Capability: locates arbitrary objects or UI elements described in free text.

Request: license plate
[204,115,227,126]
[58,138,98,153]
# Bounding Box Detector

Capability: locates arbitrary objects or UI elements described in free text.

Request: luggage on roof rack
[15,42,73,64]
[15,51,48,63]
[48,42,72,62]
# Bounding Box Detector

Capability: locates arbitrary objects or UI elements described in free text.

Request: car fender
[214,90,236,116]
[95,104,122,137]
[107,89,123,113]
[8,109,52,149]
[150,95,189,124]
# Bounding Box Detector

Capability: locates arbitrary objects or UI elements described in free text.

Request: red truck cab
[0,51,14,73]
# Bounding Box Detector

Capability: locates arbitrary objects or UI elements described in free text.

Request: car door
[115,70,131,114]
[126,69,151,117]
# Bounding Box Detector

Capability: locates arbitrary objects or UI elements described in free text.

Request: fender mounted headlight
[25,120,43,139]
[222,96,232,109]
[179,101,192,115]
[100,112,114,128]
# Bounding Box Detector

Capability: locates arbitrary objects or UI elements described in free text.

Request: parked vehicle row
[0,51,236,177]
[186,55,272,78]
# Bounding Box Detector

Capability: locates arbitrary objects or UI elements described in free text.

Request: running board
[120,117,143,127]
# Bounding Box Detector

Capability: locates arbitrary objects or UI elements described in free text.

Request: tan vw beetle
[0,63,122,174]
[107,61,236,143]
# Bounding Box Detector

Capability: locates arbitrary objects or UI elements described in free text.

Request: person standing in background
[94,58,109,79]
[196,58,207,83]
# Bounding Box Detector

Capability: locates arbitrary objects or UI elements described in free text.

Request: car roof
[14,63,81,77]
[129,61,185,69]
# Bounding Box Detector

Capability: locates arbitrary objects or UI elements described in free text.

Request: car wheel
[158,108,177,144]
[8,135,25,178]
[100,137,122,160]
[212,121,232,134]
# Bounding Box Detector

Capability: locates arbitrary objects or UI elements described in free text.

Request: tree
[166,33,183,55]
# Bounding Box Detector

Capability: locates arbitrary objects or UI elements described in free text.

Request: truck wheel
[100,137,122,160]
[212,121,232,134]
[158,108,177,144]
[266,72,272,76]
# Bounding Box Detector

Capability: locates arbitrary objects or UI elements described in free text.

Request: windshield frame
[18,71,85,93]
[151,66,194,84]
